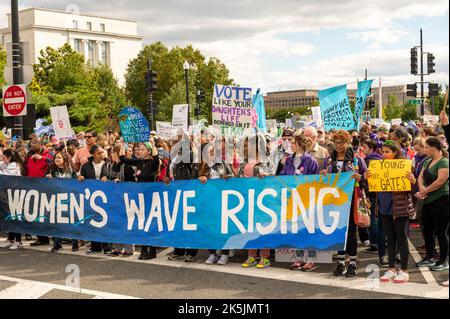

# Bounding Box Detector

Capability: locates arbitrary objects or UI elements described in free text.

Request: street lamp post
[11,0,24,139]
[183,61,190,126]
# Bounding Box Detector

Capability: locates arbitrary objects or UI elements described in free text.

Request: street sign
[2,84,27,117]
[408,99,421,105]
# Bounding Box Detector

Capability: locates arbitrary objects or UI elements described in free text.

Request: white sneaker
[393,271,409,284]
[9,242,23,250]
[0,241,14,249]
[217,255,229,265]
[442,280,449,287]
[363,240,371,247]
[205,254,219,265]
[380,269,397,282]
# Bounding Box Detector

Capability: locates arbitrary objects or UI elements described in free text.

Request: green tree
[383,94,403,121]
[0,45,6,86]
[30,44,126,132]
[125,42,233,122]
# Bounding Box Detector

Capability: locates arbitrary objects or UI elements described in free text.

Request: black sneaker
[416,258,435,268]
[185,255,197,263]
[333,263,345,276]
[431,261,449,272]
[364,246,378,254]
[30,240,48,246]
[72,244,79,252]
[346,264,357,277]
[51,244,63,253]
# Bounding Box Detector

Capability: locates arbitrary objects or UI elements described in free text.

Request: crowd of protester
[0,111,448,286]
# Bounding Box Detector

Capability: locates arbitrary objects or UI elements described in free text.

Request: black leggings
[174,248,198,257]
[422,196,449,262]
[381,215,410,270]
[8,233,21,242]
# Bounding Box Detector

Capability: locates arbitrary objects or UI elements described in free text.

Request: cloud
[0,0,448,92]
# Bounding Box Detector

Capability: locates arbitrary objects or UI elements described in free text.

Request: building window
[87,22,92,31]
[74,39,82,52]
[100,23,105,32]
[87,40,94,65]
[99,41,109,66]
[73,20,78,29]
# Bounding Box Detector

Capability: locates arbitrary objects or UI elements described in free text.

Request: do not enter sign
[2,84,27,117]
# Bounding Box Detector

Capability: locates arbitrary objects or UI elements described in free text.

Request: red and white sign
[2,84,27,117]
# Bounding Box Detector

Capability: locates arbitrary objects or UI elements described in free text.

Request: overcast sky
[1,0,448,93]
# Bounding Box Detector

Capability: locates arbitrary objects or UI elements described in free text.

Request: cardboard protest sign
[156,121,177,140]
[311,106,323,127]
[391,118,402,126]
[119,106,151,143]
[50,105,74,140]
[368,160,412,192]
[266,119,278,134]
[318,84,356,132]
[212,84,252,137]
[172,104,188,131]
[422,115,439,126]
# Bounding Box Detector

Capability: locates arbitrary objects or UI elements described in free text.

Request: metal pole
[420,28,425,116]
[146,59,154,131]
[185,69,190,126]
[11,0,24,139]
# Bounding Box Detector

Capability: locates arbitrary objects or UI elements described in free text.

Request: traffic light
[368,99,376,109]
[145,70,158,93]
[427,53,435,74]
[196,89,205,104]
[429,83,439,97]
[407,84,417,97]
[410,48,418,75]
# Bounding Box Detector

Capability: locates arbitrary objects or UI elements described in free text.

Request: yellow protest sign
[368,160,412,192]
[0,130,7,143]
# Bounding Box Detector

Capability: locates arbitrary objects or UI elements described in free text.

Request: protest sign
[266,119,277,134]
[50,105,74,140]
[0,130,6,143]
[354,80,374,130]
[156,121,177,140]
[0,173,355,250]
[318,84,356,132]
[212,84,252,137]
[311,106,323,127]
[119,106,151,143]
[368,160,412,192]
[391,118,402,126]
[422,115,439,126]
[286,119,292,127]
[172,104,188,131]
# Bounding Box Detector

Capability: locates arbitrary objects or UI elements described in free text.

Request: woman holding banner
[0,149,25,251]
[325,130,367,278]
[365,141,416,283]
[46,149,79,253]
[119,139,160,260]
[279,133,320,272]
[198,142,235,265]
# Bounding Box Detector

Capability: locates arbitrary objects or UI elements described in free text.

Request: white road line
[158,248,174,257]
[0,281,53,299]
[11,241,448,299]
[0,275,140,299]
[408,239,437,285]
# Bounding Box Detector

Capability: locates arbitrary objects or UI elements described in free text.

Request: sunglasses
[85,135,94,138]
[334,141,347,146]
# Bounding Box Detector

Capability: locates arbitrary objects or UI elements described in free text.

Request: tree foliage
[0,45,6,86]
[30,44,126,132]
[125,42,233,122]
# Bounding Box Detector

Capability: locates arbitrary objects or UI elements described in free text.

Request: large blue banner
[0,174,355,250]
[354,80,374,130]
[319,84,356,132]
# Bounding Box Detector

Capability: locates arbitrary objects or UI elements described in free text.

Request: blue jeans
[53,237,78,247]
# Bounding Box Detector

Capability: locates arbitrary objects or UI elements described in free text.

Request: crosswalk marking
[408,239,437,285]
[0,275,140,299]
[10,241,448,299]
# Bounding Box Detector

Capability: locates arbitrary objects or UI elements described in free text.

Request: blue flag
[319,85,356,131]
[354,80,374,130]
[252,89,267,133]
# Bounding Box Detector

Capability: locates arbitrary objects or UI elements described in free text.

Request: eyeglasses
[85,135,93,139]
[334,141,347,146]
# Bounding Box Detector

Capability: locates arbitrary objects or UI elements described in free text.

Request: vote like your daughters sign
[212,84,253,137]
